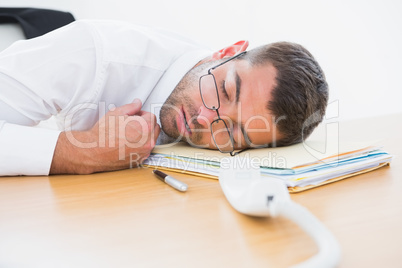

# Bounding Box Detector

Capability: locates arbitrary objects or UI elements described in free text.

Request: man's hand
[50,99,160,174]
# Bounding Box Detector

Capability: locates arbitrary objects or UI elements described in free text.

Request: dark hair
[246,42,328,146]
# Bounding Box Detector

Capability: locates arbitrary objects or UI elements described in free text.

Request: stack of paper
[144,140,392,192]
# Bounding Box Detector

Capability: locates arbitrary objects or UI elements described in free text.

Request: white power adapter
[219,156,290,217]
[219,156,341,268]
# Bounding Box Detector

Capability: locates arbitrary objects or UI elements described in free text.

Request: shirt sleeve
[0,122,60,176]
[0,21,98,176]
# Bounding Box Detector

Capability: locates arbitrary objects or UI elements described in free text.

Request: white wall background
[1,0,401,121]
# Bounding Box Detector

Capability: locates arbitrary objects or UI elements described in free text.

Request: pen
[152,169,188,192]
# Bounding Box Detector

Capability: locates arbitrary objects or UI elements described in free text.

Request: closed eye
[220,80,230,100]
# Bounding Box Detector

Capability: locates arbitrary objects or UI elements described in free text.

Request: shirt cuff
[0,123,61,176]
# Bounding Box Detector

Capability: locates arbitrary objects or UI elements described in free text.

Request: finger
[154,123,161,140]
[140,111,158,126]
[114,99,143,116]
[149,123,161,148]
[136,110,152,117]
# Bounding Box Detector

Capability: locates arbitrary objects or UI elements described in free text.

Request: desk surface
[1,114,401,268]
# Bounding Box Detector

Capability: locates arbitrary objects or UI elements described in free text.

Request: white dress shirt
[0,20,211,176]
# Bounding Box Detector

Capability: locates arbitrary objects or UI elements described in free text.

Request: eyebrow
[235,71,242,103]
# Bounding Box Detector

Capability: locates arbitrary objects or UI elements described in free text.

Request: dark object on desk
[0,7,75,39]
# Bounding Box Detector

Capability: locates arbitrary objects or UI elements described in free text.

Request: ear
[211,40,249,60]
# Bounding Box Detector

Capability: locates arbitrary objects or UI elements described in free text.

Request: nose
[196,106,218,127]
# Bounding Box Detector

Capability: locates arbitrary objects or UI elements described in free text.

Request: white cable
[275,201,341,268]
[219,157,341,267]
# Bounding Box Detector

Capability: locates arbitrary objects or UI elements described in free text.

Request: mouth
[177,106,193,137]
[182,108,192,135]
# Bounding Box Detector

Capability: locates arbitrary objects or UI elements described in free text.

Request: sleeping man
[0,20,328,176]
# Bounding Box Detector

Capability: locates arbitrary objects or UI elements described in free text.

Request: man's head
[246,42,328,146]
[160,40,328,151]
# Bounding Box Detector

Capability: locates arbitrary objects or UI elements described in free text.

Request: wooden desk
[1,114,401,268]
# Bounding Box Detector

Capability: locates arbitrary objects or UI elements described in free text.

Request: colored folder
[144,140,392,193]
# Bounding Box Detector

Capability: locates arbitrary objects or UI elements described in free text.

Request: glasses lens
[200,74,219,110]
[211,119,234,153]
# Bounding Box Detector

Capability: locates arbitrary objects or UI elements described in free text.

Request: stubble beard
[159,70,203,144]
[160,59,222,147]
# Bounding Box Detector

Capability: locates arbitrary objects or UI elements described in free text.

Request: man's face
[160,56,280,150]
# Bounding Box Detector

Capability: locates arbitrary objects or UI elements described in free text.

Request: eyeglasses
[199,51,249,156]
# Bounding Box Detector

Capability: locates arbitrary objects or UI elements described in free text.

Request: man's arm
[0,21,100,176]
[0,21,164,176]
[50,100,160,174]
